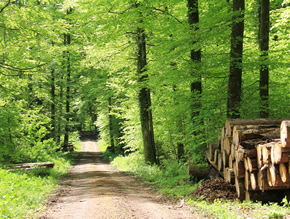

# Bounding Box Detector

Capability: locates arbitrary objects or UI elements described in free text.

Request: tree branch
[153,8,183,24]
[0,0,16,14]
[0,62,45,76]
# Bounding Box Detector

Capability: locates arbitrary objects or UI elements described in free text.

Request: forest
[0,0,288,166]
[0,0,289,217]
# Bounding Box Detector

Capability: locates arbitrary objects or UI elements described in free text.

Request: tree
[136,6,157,164]
[187,0,202,117]
[227,0,245,119]
[259,0,270,118]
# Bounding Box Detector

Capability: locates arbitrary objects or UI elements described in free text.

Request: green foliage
[187,198,290,219]
[0,153,73,218]
[111,153,196,197]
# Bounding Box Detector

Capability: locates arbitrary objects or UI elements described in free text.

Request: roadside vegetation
[0,133,81,218]
[99,142,290,219]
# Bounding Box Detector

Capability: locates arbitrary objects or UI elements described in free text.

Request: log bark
[225,118,288,137]
[232,125,279,147]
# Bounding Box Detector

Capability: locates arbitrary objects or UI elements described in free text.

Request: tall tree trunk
[187,0,202,120]
[51,68,56,141]
[63,9,72,150]
[63,32,71,150]
[136,25,157,164]
[227,0,245,119]
[259,0,270,118]
[108,96,115,152]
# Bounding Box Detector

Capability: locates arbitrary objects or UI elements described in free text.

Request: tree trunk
[63,14,71,151]
[108,97,115,152]
[259,0,270,118]
[136,25,157,164]
[187,0,202,120]
[227,0,245,119]
[51,68,56,141]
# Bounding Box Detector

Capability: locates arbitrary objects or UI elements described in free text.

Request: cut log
[208,142,219,161]
[281,120,290,147]
[229,155,233,169]
[235,175,245,200]
[256,144,263,168]
[234,160,245,178]
[225,118,288,137]
[224,168,235,184]
[267,163,276,186]
[6,162,55,172]
[279,163,288,183]
[218,153,223,172]
[213,149,220,165]
[270,143,282,164]
[232,124,280,146]
[231,143,235,160]
[244,158,249,171]
[262,144,271,164]
[8,162,54,169]
[245,170,250,191]
[247,157,257,173]
[223,136,232,156]
[221,127,226,138]
[235,148,245,163]
[250,173,257,191]
[222,150,229,169]
[257,169,264,191]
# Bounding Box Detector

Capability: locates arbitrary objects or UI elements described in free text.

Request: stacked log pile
[206,118,290,201]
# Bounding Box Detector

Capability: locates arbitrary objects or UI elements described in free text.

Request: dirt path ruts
[41,140,196,219]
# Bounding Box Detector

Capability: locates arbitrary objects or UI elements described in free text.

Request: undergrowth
[0,132,80,218]
[111,152,197,198]
[108,151,290,219]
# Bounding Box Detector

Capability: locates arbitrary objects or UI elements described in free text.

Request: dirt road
[42,140,196,218]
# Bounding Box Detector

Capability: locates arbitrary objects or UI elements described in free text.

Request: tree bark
[108,96,115,152]
[51,68,56,141]
[187,0,202,120]
[63,9,72,150]
[227,0,245,119]
[136,24,157,164]
[259,0,270,118]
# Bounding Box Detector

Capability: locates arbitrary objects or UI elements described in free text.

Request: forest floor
[40,140,198,218]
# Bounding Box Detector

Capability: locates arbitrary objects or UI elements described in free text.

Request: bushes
[111,152,197,197]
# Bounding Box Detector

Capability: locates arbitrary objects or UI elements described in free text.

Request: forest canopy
[0,0,289,165]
